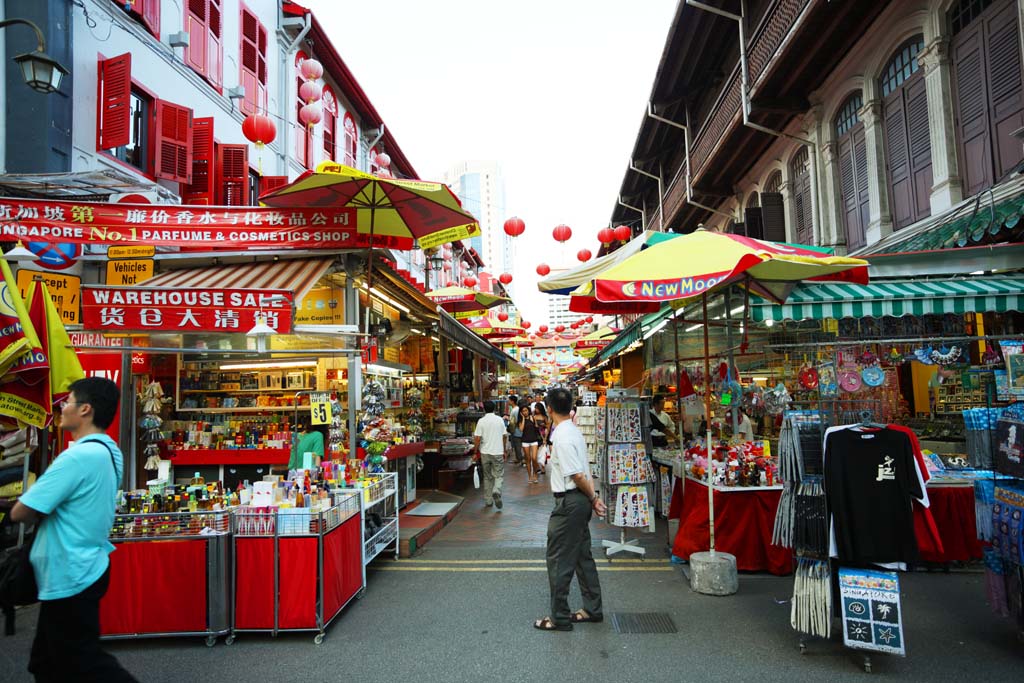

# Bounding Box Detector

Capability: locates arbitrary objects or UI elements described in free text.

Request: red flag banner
[0,198,413,250]
[81,286,294,333]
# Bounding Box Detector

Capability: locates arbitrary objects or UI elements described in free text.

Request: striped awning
[750,277,1024,322]
[143,257,335,303]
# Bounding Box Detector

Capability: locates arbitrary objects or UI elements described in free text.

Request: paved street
[2,467,1022,682]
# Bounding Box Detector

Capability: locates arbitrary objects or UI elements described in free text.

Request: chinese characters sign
[839,568,905,656]
[81,287,294,334]
[0,198,413,250]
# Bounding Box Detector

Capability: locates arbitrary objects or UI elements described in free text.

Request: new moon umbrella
[426,286,510,313]
[261,161,482,330]
[462,315,523,340]
[574,228,869,568]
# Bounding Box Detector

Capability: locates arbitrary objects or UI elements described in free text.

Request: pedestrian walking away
[507,398,525,465]
[534,387,605,631]
[473,400,508,510]
[10,377,139,681]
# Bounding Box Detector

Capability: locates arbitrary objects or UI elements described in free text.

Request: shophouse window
[343,113,358,166]
[323,86,338,161]
[185,0,223,91]
[115,0,160,39]
[239,6,268,116]
[109,90,150,172]
[880,35,932,230]
[760,171,786,241]
[834,92,869,250]
[789,147,813,245]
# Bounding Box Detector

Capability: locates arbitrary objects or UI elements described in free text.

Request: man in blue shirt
[12,377,137,681]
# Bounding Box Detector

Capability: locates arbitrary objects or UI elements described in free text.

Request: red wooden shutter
[216,143,249,206]
[183,117,214,204]
[185,0,207,75]
[207,0,223,89]
[986,1,1024,180]
[883,91,913,229]
[905,75,933,222]
[140,0,161,39]
[853,127,870,247]
[153,100,193,184]
[761,192,786,242]
[258,175,289,198]
[97,53,132,150]
[240,9,259,115]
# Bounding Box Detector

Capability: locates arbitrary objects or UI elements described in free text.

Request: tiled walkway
[426,456,665,552]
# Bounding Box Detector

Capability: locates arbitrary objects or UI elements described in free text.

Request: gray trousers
[481,452,504,500]
[509,436,523,463]
[546,489,602,626]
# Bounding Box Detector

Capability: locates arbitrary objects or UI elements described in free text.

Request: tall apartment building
[443,161,510,285]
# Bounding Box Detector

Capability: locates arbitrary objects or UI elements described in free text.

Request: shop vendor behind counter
[289,418,325,471]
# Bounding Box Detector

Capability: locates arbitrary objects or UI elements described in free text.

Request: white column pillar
[858,99,893,245]
[918,38,963,213]
[819,140,846,251]
[779,179,794,243]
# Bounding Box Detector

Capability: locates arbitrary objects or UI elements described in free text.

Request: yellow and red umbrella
[463,315,522,340]
[501,335,535,348]
[571,326,618,359]
[426,285,510,313]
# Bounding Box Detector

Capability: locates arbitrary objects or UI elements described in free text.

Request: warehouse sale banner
[0,198,413,250]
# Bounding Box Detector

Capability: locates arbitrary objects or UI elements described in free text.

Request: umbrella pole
[702,292,715,554]
[365,208,376,335]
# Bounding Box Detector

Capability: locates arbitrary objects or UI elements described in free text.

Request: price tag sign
[310,392,332,426]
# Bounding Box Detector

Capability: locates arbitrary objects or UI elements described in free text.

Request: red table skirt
[100,539,208,635]
[918,486,984,563]
[671,478,794,576]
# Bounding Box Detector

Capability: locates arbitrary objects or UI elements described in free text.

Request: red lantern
[522,321,531,329]
[597,227,615,244]
[463,276,477,288]
[555,325,565,333]
[499,273,513,285]
[241,114,277,147]
[446,280,455,287]
[299,103,322,127]
[298,80,322,104]
[375,152,391,169]
[536,263,550,276]
[299,58,323,81]
[503,217,525,237]
[497,312,509,322]
[613,225,632,241]
[538,325,549,334]
[585,316,594,323]
[577,249,592,262]
[552,224,572,243]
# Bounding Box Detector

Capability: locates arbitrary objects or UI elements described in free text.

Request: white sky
[302,0,678,324]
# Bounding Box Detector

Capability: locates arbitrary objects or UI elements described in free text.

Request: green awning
[591,306,676,364]
[751,277,1024,322]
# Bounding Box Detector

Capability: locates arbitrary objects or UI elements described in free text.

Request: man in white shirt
[735,407,755,442]
[533,388,606,631]
[474,400,508,510]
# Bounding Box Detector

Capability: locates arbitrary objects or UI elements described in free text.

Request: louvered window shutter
[761,192,786,242]
[794,174,813,244]
[207,0,223,89]
[183,117,214,204]
[185,0,207,75]
[884,92,913,229]
[140,0,161,39]
[953,22,991,195]
[240,9,260,115]
[986,1,1024,179]
[853,127,870,249]
[905,75,933,222]
[97,53,132,150]
[216,143,249,206]
[744,207,764,240]
[259,175,289,198]
[153,101,193,184]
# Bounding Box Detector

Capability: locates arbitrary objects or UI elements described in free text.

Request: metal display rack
[335,471,400,565]
[230,491,363,644]
[599,392,655,558]
[102,509,232,647]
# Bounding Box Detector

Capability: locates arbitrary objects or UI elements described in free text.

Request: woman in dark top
[532,403,549,477]
[520,403,541,483]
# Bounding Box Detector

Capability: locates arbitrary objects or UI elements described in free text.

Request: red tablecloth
[671,477,794,575]
[919,485,984,563]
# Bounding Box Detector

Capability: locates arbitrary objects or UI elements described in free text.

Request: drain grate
[609,612,677,634]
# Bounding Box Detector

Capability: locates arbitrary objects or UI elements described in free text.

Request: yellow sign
[106,259,154,286]
[295,287,345,325]
[16,270,80,325]
[108,245,156,259]
[309,391,332,425]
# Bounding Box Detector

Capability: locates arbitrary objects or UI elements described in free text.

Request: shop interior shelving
[335,472,399,565]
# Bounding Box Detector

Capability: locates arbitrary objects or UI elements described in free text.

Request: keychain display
[361,379,387,419]
[138,381,170,472]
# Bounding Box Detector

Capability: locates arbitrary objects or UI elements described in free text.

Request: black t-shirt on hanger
[824,427,923,564]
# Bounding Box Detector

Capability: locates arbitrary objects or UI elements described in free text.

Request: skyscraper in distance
[443,161,509,290]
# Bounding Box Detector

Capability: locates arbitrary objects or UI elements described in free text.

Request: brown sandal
[570,609,603,624]
[533,616,572,631]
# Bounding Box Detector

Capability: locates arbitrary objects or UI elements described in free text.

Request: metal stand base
[602,529,646,558]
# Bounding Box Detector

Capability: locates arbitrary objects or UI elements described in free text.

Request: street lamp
[0,18,69,94]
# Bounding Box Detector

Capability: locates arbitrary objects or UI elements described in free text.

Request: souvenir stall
[598,390,655,557]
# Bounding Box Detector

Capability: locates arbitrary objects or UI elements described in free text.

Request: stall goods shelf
[363,518,399,565]
[181,388,314,394]
[176,406,301,414]
[385,442,426,460]
[169,448,291,466]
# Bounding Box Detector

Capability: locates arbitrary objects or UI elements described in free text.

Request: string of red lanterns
[503,217,525,237]
[597,227,615,244]
[552,224,572,243]
[577,248,591,262]
[613,225,632,242]
[536,264,550,276]
[499,273,513,285]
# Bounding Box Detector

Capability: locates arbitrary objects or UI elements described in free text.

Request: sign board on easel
[839,568,906,656]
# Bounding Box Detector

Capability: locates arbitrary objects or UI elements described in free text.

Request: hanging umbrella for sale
[260,161,482,330]
[571,228,868,570]
[426,285,510,313]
